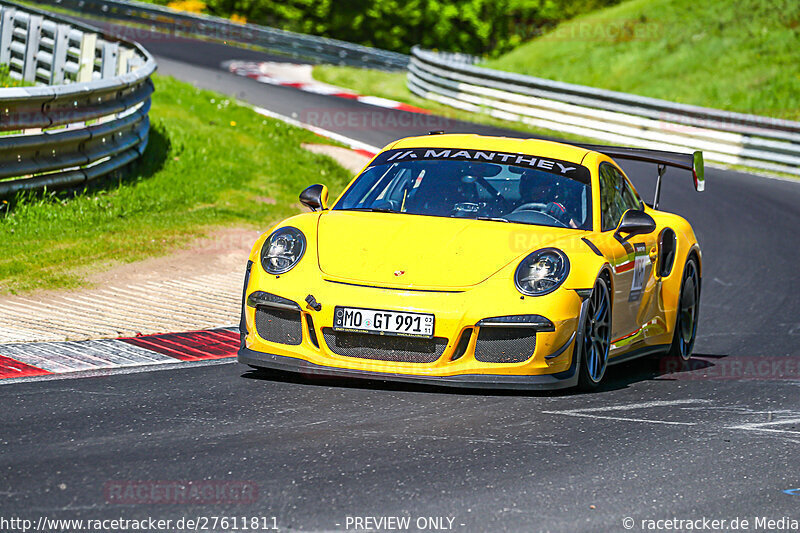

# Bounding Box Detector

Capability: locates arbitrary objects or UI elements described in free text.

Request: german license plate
[333,306,434,338]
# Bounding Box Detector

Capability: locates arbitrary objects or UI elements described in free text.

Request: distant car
[238,134,704,390]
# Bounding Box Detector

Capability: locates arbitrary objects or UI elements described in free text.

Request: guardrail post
[76,31,96,82]
[116,47,133,75]
[22,14,43,83]
[100,40,118,79]
[0,7,14,66]
[127,54,143,72]
[50,23,71,84]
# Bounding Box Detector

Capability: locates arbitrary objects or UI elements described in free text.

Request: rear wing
[574,143,704,209]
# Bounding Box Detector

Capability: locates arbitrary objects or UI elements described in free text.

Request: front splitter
[238,347,578,390]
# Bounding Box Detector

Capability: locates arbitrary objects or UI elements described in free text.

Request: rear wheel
[577,276,612,390]
[667,257,700,361]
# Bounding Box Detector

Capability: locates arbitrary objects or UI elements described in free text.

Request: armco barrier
[0,0,155,197]
[35,0,409,71]
[408,47,800,176]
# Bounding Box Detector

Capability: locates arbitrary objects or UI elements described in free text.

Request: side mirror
[299,184,328,212]
[615,209,656,241]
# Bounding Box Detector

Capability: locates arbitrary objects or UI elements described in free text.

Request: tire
[667,257,700,362]
[577,275,612,391]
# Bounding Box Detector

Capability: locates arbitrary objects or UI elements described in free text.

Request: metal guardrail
[408,47,800,176]
[0,0,154,197]
[36,0,409,71]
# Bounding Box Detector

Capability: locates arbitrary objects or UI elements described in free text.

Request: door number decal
[629,243,649,302]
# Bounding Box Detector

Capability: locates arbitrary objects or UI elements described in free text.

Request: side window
[599,163,641,231]
[617,169,642,213]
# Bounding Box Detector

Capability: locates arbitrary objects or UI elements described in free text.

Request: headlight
[261,227,306,274]
[514,248,570,296]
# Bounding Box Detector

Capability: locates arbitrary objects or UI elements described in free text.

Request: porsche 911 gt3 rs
[238,134,704,390]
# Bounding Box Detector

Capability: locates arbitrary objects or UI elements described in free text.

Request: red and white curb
[226,60,431,115]
[0,328,240,383]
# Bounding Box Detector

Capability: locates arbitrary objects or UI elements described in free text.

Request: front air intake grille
[255,307,302,345]
[322,328,447,363]
[474,327,536,363]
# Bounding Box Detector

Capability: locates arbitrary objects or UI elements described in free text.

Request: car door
[597,163,659,347]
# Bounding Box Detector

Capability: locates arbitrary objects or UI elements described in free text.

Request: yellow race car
[238,134,704,390]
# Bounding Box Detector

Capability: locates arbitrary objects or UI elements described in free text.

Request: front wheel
[667,257,700,361]
[577,276,612,390]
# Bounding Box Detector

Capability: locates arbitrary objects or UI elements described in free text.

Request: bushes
[151,0,622,56]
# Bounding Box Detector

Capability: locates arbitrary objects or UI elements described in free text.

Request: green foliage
[0,64,29,88]
[0,74,352,294]
[149,0,622,56]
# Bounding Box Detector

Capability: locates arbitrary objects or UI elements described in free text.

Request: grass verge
[487,0,800,120]
[0,74,352,294]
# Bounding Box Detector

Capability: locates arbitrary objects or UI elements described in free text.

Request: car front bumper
[238,260,587,390]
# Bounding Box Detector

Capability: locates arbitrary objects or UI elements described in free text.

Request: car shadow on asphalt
[240,353,728,397]
[598,353,726,392]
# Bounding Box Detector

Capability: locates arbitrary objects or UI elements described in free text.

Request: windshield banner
[369,147,591,183]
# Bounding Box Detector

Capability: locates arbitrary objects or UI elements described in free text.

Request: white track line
[542,399,711,427]
[541,411,698,426]
[252,105,381,155]
[726,417,800,435]
[552,399,711,412]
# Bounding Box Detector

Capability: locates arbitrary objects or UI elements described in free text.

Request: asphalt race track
[2,20,800,532]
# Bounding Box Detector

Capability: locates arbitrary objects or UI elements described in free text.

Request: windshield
[334,147,593,229]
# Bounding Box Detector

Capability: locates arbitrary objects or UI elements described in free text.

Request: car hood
[316,211,582,288]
